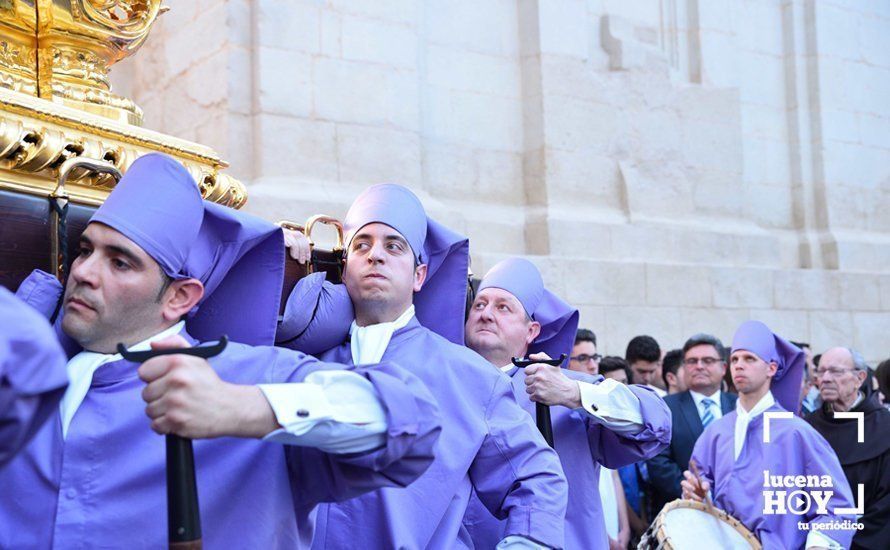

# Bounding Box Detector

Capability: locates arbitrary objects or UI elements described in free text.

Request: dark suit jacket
[646,390,737,512]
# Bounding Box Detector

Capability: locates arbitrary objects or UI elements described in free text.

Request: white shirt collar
[736,390,775,419]
[500,363,513,373]
[349,305,415,366]
[733,391,775,460]
[60,321,186,439]
[689,389,722,408]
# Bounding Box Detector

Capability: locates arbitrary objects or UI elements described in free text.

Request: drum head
[660,505,755,549]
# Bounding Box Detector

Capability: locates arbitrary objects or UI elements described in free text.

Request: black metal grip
[116,336,228,363]
[167,434,201,544]
[117,335,227,550]
[510,354,566,448]
[510,354,567,368]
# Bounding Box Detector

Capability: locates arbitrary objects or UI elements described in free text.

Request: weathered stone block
[711,267,774,309]
[341,15,418,69]
[646,264,712,307]
[773,270,840,310]
[256,115,338,180]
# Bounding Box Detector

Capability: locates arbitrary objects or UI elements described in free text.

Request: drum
[639,500,761,550]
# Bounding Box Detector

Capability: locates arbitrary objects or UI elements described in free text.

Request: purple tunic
[691,403,857,549]
[464,369,671,549]
[0,287,67,466]
[310,318,568,549]
[0,329,440,548]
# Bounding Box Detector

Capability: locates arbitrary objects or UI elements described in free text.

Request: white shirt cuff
[577,379,644,434]
[258,370,387,454]
[805,529,842,549]
[497,535,549,549]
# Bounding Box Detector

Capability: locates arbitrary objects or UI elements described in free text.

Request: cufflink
[296,409,310,418]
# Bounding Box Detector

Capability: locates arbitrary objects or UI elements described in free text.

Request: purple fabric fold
[731,320,805,414]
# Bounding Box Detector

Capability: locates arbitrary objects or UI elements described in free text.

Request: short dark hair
[156,271,173,303]
[575,328,597,347]
[661,348,683,388]
[875,359,890,403]
[813,354,822,368]
[626,335,660,364]
[599,356,631,381]
[682,333,725,359]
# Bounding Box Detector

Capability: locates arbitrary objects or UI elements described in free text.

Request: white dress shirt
[61,320,387,454]
[498,367,645,434]
[261,306,416,452]
[61,321,186,438]
[690,389,724,423]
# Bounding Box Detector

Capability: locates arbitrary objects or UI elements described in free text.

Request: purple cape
[464,369,671,549]
[0,287,67,466]
[731,320,805,414]
[91,153,285,346]
[692,402,857,549]
[311,318,568,549]
[477,257,579,364]
[0,328,441,548]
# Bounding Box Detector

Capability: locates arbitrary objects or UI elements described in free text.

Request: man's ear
[161,278,204,322]
[768,361,779,379]
[526,321,541,345]
[413,263,428,292]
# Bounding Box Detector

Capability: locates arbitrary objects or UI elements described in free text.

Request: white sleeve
[805,529,842,550]
[497,535,549,549]
[258,370,387,454]
[577,378,644,435]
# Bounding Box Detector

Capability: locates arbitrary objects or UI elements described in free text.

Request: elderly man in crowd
[806,347,890,550]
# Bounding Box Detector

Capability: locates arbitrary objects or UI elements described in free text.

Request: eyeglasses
[571,353,602,363]
[683,357,722,366]
[814,366,858,377]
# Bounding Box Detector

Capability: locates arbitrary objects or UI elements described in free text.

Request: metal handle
[116,336,227,550]
[54,156,122,199]
[304,214,344,250]
[50,157,122,281]
[276,220,305,234]
[510,354,566,447]
[510,354,567,369]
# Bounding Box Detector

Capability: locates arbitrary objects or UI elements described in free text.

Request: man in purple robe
[0,154,441,548]
[683,320,857,549]
[461,257,671,549]
[0,287,68,466]
[282,184,568,549]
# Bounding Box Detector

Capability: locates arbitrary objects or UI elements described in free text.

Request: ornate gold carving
[0,2,248,210]
[0,89,246,209]
[0,42,34,73]
[52,49,109,88]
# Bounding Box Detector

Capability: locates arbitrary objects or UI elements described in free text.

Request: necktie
[701,398,715,428]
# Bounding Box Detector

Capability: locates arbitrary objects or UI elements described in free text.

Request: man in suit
[647,333,737,512]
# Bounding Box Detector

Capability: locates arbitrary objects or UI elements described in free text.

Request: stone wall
[111,0,890,362]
